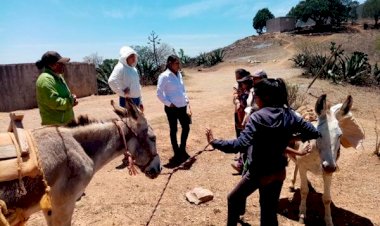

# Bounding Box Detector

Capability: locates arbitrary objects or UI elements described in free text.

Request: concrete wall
[267,17,296,33]
[0,63,97,112]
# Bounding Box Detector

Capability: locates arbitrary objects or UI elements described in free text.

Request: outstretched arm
[205,116,256,154]
[285,143,311,156]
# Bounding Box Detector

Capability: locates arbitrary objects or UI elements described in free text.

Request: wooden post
[8,113,29,157]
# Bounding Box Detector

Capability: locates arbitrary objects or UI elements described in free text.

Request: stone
[185,187,214,205]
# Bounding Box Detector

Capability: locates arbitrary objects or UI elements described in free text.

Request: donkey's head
[315,95,345,173]
[112,100,161,179]
[315,94,364,174]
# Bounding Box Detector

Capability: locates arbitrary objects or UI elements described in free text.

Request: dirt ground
[1,33,380,226]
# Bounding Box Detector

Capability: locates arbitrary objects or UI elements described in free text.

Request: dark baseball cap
[41,51,70,65]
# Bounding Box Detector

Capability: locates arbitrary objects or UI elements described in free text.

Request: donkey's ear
[111,100,128,117]
[340,95,353,115]
[124,99,142,120]
[315,94,327,116]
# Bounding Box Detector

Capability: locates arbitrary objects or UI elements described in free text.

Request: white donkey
[290,94,364,226]
[0,100,161,226]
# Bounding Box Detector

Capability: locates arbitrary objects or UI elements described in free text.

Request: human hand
[139,104,144,112]
[299,143,312,156]
[124,87,130,95]
[72,94,78,106]
[205,128,215,144]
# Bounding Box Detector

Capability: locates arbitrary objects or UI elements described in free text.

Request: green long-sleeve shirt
[36,68,75,125]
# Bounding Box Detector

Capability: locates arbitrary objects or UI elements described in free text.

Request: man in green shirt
[35,51,78,125]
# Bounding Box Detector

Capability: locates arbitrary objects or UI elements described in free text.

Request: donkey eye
[150,136,156,142]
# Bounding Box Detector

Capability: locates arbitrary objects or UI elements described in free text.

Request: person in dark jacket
[206,78,320,226]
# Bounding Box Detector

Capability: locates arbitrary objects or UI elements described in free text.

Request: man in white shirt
[108,46,143,110]
[157,55,191,166]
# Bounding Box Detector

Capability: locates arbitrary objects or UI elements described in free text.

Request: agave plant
[136,59,161,85]
[196,52,208,66]
[340,52,371,85]
[373,63,380,85]
[291,53,309,68]
[96,59,118,95]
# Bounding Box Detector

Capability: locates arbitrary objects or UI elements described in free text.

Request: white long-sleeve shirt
[108,46,141,98]
[157,69,188,107]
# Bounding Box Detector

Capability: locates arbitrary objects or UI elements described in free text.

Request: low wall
[0,63,97,112]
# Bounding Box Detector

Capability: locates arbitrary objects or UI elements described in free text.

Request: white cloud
[103,9,125,19]
[102,5,142,19]
[172,0,233,18]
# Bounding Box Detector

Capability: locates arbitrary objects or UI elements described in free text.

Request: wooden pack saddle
[0,113,40,182]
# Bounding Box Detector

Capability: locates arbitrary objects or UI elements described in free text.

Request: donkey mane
[66,115,118,128]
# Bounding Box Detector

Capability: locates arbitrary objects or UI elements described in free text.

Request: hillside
[221,25,379,65]
[1,27,379,226]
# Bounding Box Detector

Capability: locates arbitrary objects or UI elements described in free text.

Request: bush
[340,52,372,85]
[96,59,118,95]
[195,52,208,66]
[287,83,308,110]
[195,49,225,67]
[291,42,375,86]
[373,63,380,84]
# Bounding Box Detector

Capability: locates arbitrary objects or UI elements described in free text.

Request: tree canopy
[363,0,380,26]
[287,0,349,28]
[252,8,274,35]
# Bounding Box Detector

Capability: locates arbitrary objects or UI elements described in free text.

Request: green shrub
[340,52,371,85]
[136,59,162,85]
[96,59,118,95]
[373,63,380,84]
[195,49,225,67]
[291,42,375,86]
[196,52,208,66]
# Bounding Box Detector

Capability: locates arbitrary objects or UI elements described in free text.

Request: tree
[133,34,174,85]
[288,0,348,29]
[83,52,103,67]
[252,8,274,35]
[347,1,360,24]
[147,31,161,66]
[363,0,380,26]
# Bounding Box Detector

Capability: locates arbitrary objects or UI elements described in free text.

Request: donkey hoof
[299,214,306,224]
[325,217,334,226]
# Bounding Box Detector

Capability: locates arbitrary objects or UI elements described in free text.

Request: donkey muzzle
[322,161,337,173]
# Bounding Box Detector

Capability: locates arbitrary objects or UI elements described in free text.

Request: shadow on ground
[278,187,374,226]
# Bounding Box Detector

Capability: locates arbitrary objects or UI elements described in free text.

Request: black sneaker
[163,156,182,168]
[181,152,191,161]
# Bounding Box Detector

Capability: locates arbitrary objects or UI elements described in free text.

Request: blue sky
[0,0,365,64]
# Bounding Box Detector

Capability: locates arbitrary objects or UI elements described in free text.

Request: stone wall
[266,17,296,33]
[0,63,97,112]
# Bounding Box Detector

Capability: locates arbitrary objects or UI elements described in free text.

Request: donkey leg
[298,168,309,224]
[290,163,298,191]
[322,173,334,226]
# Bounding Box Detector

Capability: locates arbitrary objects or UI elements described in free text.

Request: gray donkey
[0,100,161,226]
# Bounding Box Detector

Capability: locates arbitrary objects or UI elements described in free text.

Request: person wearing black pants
[227,171,284,225]
[206,78,321,226]
[164,105,190,160]
[157,55,191,165]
